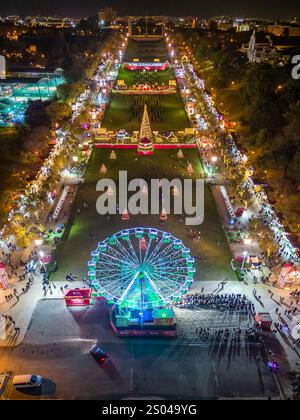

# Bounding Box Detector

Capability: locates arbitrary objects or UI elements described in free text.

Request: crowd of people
[191,326,263,344]
[290,289,300,299]
[288,371,300,400]
[177,293,255,314]
[0,314,20,337]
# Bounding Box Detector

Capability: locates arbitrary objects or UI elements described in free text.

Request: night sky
[0,0,299,18]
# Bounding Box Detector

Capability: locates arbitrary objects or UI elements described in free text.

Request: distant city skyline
[0,0,300,19]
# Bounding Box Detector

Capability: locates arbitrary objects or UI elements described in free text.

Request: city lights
[0,6,299,403]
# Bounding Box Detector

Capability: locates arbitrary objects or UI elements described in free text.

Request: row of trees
[1,17,107,83]
[240,64,300,183]
[0,23,119,232]
[179,28,300,184]
[20,25,121,159]
[177,28,248,89]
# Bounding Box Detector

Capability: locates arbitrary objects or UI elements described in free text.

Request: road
[0,299,280,400]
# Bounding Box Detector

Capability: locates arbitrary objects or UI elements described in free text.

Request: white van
[12,375,42,389]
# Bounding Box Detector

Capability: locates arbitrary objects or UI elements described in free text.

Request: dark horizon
[0,0,299,20]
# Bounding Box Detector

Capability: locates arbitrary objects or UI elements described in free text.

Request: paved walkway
[0,279,84,347]
[0,173,85,347]
[190,280,300,372]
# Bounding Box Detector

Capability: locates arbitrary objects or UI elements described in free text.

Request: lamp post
[241,251,248,271]
[35,239,43,247]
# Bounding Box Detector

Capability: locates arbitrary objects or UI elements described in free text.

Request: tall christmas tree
[140,104,153,140]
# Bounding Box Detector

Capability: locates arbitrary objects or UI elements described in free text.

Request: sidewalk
[0,170,86,347]
[198,142,264,267]
[0,276,84,347]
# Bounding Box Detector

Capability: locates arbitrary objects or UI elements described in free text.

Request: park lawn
[117,65,175,86]
[159,94,190,131]
[102,38,190,132]
[102,93,190,132]
[52,149,235,284]
[214,84,246,131]
[124,39,170,62]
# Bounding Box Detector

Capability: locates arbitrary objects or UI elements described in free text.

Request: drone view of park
[0,11,300,402]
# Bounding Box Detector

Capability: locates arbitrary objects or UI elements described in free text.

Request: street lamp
[242,154,248,163]
[241,251,248,270]
[35,239,43,247]
[39,250,45,265]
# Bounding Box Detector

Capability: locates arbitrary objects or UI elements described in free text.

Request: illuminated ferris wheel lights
[163,232,171,241]
[174,239,183,250]
[181,247,191,256]
[121,229,130,240]
[108,235,117,246]
[149,228,158,237]
[88,228,195,311]
[98,242,107,252]
[135,227,144,236]
[187,258,195,267]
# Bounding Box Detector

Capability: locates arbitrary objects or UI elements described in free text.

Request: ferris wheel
[88,228,195,311]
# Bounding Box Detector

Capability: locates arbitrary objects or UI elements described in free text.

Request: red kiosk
[255,312,273,331]
[64,288,93,307]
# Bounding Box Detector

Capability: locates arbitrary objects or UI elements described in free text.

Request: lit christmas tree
[110,150,117,160]
[140,104,153,139]
[187,163,194,175]
[138,104,154,155]
[177,149,184,159]
[100,164,108,174]
[122,209,130,221]
[107,185,114,196]
[160,208,168,222]
[172,185,180,196]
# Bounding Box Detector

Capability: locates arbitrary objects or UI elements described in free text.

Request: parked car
[12,375,42,389]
